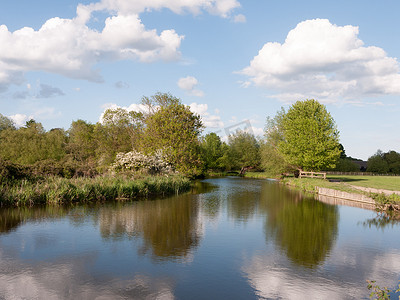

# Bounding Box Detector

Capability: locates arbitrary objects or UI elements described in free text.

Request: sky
[1,0,400,160]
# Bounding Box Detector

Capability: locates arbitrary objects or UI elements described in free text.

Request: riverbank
[0,175,191,206]
[245,172,400,212]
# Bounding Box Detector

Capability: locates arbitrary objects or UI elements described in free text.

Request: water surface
[0,177,399,299]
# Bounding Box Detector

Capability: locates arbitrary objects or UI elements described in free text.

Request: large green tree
[140,93,204,177]
[67,120,97,164]
[228,130,260,173]
[261,108,293,176]
[277,99,341,171]
[200,132,229,171]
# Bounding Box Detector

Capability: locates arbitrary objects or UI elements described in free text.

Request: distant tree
[261,108,293,176]
[228,130,260,173]
[333,158,360,172]
[140,93,204,177]
[0,120,66,165]
[67,120,97,164]
[384,150,400,174]
[367,150,389,174]
[338,144,346,159]
[0,114,15,132]
[140,92,180,115]
[200,133,226,171]
[277,99,341,171]
[101,107,144,150]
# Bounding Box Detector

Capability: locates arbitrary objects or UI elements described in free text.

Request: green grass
[282,176,400,209]
[282,177,362,194]
[326,175,400,191]
[0,175,192,206]
[244,171,282,179]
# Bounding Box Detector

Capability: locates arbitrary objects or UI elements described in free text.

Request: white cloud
[241,19,400,103]
[0,14,183,86]
[8,114,32,127]
[233,14,246,23]
[87,0,240,18]
[189,102,224,128]
[178,76,204,97]
[0,0,240,92]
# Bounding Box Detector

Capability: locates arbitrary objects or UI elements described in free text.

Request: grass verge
[0,175,191,206]
[282,177,400,211]
[326,175,400,191]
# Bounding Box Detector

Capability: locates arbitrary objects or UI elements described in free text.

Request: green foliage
[0,120,67,165]
[67,120,97,164]
[384,151,400,174]
[0,113,15,132]
[368,150,390,174]
[368,150,400,175]
[0,158,31,182]
[200,133,229,170]
[277,99,341,171]
[333,158,360,172]
[140,95,204,177]
[228,130,260,170]
[261,108,293,176]
[260,142,292,176]
[0,175,191,206]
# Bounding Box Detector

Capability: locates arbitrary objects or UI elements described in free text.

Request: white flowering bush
[112,150,174,175]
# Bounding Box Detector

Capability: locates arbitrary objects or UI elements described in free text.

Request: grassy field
[326,175,400,191]
[246,172,400,191]
[245,172,400,207]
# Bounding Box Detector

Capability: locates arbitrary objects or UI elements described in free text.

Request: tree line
[1,94,399,179]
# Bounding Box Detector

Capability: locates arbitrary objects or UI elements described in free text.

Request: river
[0,177,399,299]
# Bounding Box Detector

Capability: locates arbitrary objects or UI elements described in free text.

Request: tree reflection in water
[98,194,201,261]
[0,206,68,233]
[259,183,339,268]
[362,211,400,230]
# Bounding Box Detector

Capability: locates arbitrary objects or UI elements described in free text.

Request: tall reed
[0,175,191,206]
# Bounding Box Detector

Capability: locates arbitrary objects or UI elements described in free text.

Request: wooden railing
[299,170,326,180]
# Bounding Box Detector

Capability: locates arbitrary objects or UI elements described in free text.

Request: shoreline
[244,172,400,212]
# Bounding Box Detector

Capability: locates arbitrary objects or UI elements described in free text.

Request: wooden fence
[299,171,326,179]
[325,171,399,176]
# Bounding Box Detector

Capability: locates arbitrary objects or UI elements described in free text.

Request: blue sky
[1,0,400,160]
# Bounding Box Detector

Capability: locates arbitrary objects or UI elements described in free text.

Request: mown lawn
[327,175,400,191]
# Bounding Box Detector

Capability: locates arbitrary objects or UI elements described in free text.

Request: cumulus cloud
[8,114,33,127]
[178,76,204,97]
[37,84,65,98]
[189,102,224,128]
[241,19,400,103]
[0,0,240,92]
[0,15,183,86]
[86,0,240,18]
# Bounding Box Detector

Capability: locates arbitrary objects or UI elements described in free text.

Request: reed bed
[0,175,191,206]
